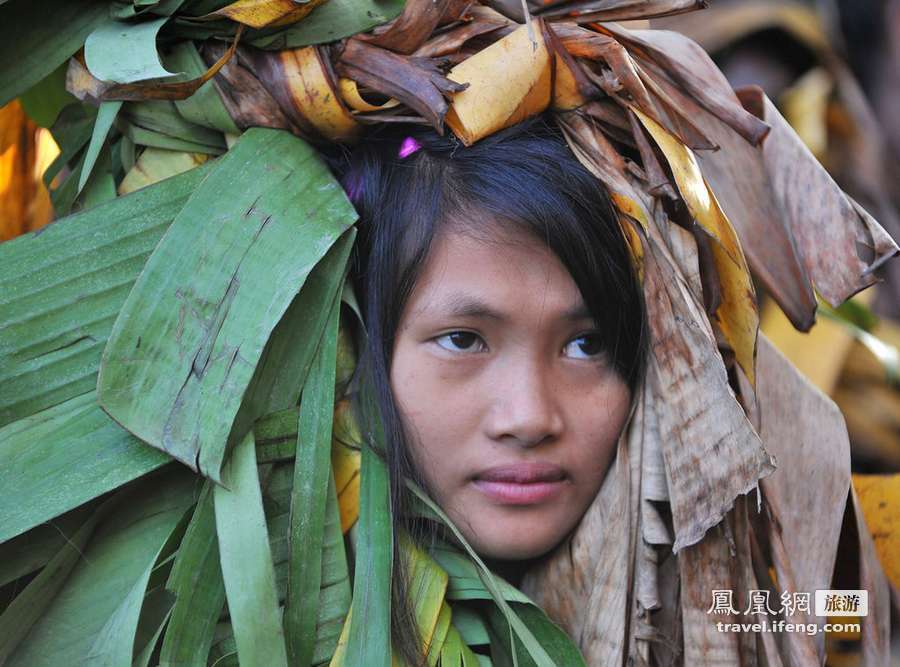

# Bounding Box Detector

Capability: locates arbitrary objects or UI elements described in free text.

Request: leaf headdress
[0,0,896,664]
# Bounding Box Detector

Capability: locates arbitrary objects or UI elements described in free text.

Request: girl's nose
[483,358,565,448]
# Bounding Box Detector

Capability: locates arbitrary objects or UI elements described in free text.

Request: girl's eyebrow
[433,293,592,322]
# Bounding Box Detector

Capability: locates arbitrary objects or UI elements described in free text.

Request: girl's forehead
[403,228,589,323]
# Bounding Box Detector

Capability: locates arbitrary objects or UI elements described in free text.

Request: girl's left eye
[564,333,604,359]
[434,331,486,353]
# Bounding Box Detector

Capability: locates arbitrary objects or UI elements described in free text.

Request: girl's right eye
[434,331,486,353]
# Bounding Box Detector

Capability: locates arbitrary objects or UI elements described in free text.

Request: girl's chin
[467,531,561,562]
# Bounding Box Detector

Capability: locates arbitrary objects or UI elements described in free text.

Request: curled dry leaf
[752,335,849,662]
[634,108,758,386]
[626,109,676,198]
[641,220,774,552]
[338,78,399,112]
[554,23,664,122]
[337,38,468,132]
[598,24,770,145]
[356,0,459,55]
[552,55,588,111]
[738,87,899,308]
[678,498,758,665]
[210,0,329,29]
[536,0,706,22]
[244,45,361,142]
[412,5,513,59]
[544,22,598,111]
[201,42,294,132]
[102,28,244,102]
[629,58,717,150]
[557,109,651,230]
[444,20,553,145]
[640,70,818,331]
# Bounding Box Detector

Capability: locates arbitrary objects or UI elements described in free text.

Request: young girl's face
[390,223,631,561]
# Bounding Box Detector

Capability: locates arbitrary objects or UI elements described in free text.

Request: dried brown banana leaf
[356,0,464,54]
[412,5,513,59]
[201,42,294,132]
[557,109,652,229]
[599,24,770,145]
[738,87,899,309]
[338,38,467,133]
[536,0,706,22]
[244,45,360,142]
[635,108,759,384]
[444,21,553,145]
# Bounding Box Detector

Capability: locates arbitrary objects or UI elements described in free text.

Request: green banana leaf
[409,486,584,667]
[163,41,241,135]
[3,470,198,666]
[341,416,393,666]
[84,16,177,84]
[42,104,94,190]
[214,431,289,667]
[0,505,94,587]
[120,100,226,154]
[485,604,586,667]
[0,391,171,544]
[77,101,123,195]
[159,480,225,664]
[0,159,211,427]
[97,127,357,481]
[0,0,108,107]
[18,63,76,129]
[0,499,112,663]
[284,282,343,665]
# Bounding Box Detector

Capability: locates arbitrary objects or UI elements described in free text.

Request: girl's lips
[473,462,566,484]
[472,462,568,505]
[471,479,567,505]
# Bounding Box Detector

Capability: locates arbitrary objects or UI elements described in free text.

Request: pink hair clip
[398,136,422,159]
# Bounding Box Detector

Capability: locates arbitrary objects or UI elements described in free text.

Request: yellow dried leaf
[213,0,326,28]
[0,101,55,241]
[338,77,399,112]
[780,67,832,160]
[280,47,360,142]
[118,147,209,196]
[611,192,649,232]
[617,215,644,282]
[761,290,874,396]
[399,534,450,662]
[332,400,361,533]
[445,21,552,146]
[634,107,759,385]
[552,55,585,111]
[329,540,450,667]
[425,601,453,664]
[336,467,359,534]
[619,220,644,283]
[852,473,900,591]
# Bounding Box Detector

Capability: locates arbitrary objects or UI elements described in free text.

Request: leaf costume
[0,0,897,664]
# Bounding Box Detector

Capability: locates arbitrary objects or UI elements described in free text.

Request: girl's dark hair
[324,114,648,666]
